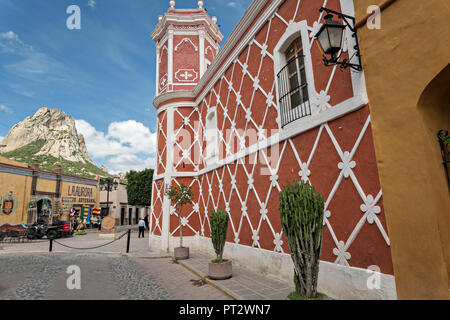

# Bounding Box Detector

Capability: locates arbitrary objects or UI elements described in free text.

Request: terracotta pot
[209,260,232,280]
[174,247,189,260]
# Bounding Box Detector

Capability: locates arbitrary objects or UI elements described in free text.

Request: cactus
[279,179,324,299]
[210,209,229,263]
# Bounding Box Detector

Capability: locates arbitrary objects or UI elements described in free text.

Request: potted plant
[208,209,232,280]
[165,183,193,260]
[280,179,325,300]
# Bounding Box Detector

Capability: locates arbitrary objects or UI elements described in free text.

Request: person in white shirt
[138,218,146,238]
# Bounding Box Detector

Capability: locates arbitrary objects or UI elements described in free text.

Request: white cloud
[107,154,156,174]
[228,2,237,7]
[0,31,20,40]
[87,0,96,9]
[75,119,157,173]
[0,104,12,113]
[0,31,70,83]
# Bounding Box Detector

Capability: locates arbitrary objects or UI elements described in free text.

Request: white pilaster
[167,30,174,90]
[199,30,206,77]
[155,46,160,95]
[161,106,175,252]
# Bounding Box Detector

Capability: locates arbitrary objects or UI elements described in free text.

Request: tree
[126,169,154,206]
[165,184,193,248]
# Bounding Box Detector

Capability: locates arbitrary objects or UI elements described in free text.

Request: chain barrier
[52,230,129,250]
[1,229,132,253]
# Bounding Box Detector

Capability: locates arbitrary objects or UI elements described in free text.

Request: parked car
[26,220,74,240]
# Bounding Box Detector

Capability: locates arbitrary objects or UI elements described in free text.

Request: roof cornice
[153,90,196,108]
[151,11,223,43]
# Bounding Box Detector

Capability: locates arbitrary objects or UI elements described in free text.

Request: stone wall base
[148,234,397,300]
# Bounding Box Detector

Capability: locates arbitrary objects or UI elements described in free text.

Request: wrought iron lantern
[99,178,118,192]
[99,178,118,216]
[314,7,363,71]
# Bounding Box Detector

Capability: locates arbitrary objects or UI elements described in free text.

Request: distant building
[100,177,150,226]
[0,156,100,230]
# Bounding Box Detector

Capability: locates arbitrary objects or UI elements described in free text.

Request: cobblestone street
[0,232,231,300]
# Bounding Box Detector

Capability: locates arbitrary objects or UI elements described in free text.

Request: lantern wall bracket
[318,7,363,71]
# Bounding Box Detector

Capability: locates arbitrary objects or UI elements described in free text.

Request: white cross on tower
[180,71,193,80]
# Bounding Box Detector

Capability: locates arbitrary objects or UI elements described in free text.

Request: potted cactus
[208,209,232,280]
[280,179,325,300]
[165,183,193,260]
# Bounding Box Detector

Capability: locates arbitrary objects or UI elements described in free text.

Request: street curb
[176,259,239,300]
[133,255,173,260]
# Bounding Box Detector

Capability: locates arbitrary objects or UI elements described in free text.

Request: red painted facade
[151,0,394,277]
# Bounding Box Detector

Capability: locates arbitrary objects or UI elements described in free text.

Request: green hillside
[1,140,112,179]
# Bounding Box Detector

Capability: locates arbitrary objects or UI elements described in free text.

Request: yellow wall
[354,0,450,299]
[0,161,99,225]
[35,177,57,194]
[0,171,31,226]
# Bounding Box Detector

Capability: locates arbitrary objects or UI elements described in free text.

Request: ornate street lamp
[99,178,118,216]
[314,7,362,71]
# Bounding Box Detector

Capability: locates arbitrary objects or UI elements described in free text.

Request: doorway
[135,208,139,225]
[37,199,52,224]
[128,208,132,225]
[120,207,125,226]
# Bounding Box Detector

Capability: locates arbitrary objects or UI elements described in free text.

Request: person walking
[98,216,102,231]
[138,217,146,238]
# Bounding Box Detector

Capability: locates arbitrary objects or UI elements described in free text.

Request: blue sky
[0,0,251,173]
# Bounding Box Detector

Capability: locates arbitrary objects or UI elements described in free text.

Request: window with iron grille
[277,37,311,128]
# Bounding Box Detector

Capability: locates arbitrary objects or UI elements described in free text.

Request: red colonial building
[149,0,395,299]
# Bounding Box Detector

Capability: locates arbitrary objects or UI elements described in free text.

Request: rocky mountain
[0,107,92,164]
[0,107,110,179]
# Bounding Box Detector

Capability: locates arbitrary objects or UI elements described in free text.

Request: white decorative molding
[175,69,199,82]
[205,45,214,56]
[193,0,280,102]
[168,31,174,86]
[159,45,168,63]
[273,20,318,122]
[174,37,199,52]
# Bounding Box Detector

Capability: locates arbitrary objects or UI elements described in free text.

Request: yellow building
[354,0,450,299]
[0,156,100,230]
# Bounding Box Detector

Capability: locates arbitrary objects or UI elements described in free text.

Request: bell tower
[151,0,223,95]
[150,1,223,253]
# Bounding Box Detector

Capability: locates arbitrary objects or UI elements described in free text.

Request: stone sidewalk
[1,233,295,300]
[177,251,295,300]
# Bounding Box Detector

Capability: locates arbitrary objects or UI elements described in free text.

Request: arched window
[276,35,311,127]
[205,107,219,165]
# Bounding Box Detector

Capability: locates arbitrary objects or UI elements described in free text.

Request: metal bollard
[49,238,53,252]
[126,229,131,253]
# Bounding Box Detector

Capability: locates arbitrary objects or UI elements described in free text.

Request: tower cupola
[151,0,223,96]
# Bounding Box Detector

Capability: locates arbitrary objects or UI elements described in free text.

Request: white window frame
[273,21,317,131]
[205,107,219,166]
